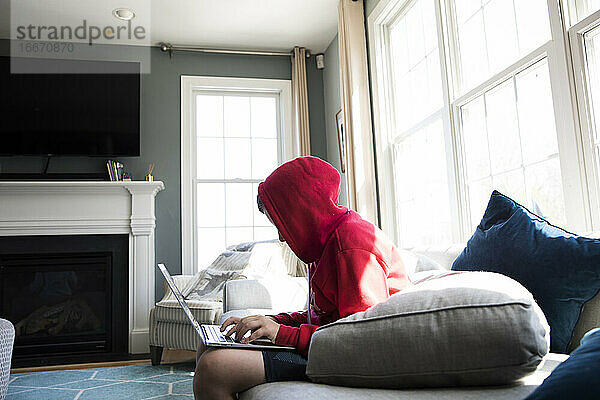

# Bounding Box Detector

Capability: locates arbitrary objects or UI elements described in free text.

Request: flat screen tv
[0,57,140,156]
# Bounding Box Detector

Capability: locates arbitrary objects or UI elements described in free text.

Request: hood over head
[258,156,349,263]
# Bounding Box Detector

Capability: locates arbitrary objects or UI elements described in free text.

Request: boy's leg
[193,347,266,400]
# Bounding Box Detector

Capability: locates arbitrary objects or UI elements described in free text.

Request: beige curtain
[338,0,378,224]
[292,46,311,156]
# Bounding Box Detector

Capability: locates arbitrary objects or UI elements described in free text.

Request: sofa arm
[223,277,308,313]
[159,274,196,303]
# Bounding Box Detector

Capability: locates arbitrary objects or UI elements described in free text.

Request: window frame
[180,76,293,275]
[369,0,597,247]
[569,8,600,228]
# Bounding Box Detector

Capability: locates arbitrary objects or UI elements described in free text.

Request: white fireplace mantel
[0,180,165,354]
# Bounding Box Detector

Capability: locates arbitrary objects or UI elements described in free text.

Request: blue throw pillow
[524,328,600,399]
[452,191,600,353]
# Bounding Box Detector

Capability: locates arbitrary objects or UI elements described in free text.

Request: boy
[194,156,410,400]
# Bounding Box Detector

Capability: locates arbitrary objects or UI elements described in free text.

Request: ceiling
[0,0,339,53]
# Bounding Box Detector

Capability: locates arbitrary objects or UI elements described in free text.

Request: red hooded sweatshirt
[257,156,411,358]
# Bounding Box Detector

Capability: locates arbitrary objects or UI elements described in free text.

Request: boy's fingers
[220,317,240,332]
[243,328,265,344]
[235,319,263,341]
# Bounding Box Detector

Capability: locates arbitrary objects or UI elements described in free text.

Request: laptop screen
[157,263,204,338]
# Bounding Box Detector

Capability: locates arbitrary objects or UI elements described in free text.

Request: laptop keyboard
[204,325,236,343]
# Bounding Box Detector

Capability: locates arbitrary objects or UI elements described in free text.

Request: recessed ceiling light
[112,8,135,21]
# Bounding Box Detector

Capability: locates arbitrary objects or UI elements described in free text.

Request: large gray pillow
[306,271,549,388]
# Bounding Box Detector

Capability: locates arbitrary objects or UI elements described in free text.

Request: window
[452,0,551,94]
[460,59,565,228]
[369,0,600,247]
[386,0,452,248]
[570,8,600,226]
[181,77,293,274]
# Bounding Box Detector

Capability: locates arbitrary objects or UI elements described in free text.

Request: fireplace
[0,235,128,367]
[0,181,164,358]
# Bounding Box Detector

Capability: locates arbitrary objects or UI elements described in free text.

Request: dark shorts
[261,350,309,382]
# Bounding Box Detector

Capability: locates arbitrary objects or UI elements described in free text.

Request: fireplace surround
[0,181,164,364]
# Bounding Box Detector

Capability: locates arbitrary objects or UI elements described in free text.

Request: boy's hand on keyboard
[220,315,280,344]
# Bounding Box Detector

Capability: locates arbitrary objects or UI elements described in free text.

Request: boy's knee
[194,350,225,399]
[195,349,222,385]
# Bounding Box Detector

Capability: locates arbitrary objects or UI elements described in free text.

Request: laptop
[157,263,295,350]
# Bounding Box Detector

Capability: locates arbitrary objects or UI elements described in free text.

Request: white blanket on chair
[181,240,304,302]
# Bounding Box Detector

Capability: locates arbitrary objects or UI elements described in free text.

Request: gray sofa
[219,245,600,400]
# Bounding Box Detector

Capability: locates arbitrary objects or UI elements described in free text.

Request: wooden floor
[11,349,196,374]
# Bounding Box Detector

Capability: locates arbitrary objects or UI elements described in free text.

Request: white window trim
[368,0,597,247]
[180,76,293,275]
[569,8,600,228]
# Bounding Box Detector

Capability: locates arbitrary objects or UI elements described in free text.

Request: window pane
[571,0,600,25]
[515,0,552,54]
[393,118,451,247]
[251,97,277,138]
[196,95,223,137]
[389,0,443,132]
[483,0,519,74]
[224,96,250,137]
[193,89,281,273]
[462,96,490,181]
[197,228,226,269]
[455,0,481,24]
[525,157,566,226]
[486,79,521,174]
[254,227,278,242]
[405,2,426,68]
[225,183,253,227]
[460,59,565,229]
[516,59,558,164]
[226,227,254,248]
[197,183,225,228]
[453,0,551,93]
[224,138,252,179]
[492,168,527,205]
[252,138,278,179]
[457,10,488,92]
[467,178,492,229]
[197,138,224,179]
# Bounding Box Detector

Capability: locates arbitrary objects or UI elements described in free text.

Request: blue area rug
[7,362,195,399]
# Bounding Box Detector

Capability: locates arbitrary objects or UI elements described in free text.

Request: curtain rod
[157,42,310,58]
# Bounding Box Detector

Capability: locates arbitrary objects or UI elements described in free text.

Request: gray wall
[307,57,327,161]
[323,35,348,206]
[0,39,327,300]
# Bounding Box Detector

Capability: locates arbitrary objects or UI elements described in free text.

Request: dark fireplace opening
[0,235,129,368]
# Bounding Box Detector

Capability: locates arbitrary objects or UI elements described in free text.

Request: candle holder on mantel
[145,163,155,182]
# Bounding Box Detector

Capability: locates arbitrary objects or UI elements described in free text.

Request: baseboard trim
[11,357,151,374]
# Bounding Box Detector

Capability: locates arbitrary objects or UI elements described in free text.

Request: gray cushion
[306,271,549,388]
